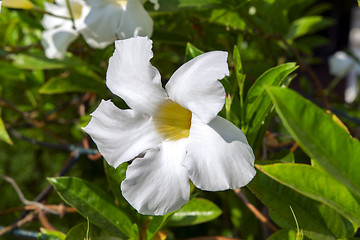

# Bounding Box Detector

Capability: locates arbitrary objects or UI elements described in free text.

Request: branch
[233,188,279,232]
[0,175,59,215]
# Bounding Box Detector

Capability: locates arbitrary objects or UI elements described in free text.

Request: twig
[233,188,279,232]
[38,211,56,231]
[0,211,38,236]
[10,129,98,155]
[0,175,59,215]
[0,204,76,216]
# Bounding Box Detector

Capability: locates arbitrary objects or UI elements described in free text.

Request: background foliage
[1,0,360,239]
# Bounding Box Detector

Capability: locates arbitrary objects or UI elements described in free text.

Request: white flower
[41,0,89,59]
[78,0,153,49]
[328,51,360,103]
[41,0,153,59]
[83,36,256,215]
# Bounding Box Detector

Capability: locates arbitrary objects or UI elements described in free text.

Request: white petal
[82,100,162,168]
[345,68,359,103]
[42,2,70,29]
[121,139,190,215]
[165,51,229,123]
[328,51,354,78]
[183,115,256,191]
[79,3,123,48]
[106,37,167,115]
[41,26,78,59]
[149,0,160,10]
[116,0,153,39]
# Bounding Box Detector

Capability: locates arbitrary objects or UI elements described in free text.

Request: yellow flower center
[70,2,83,20]
[153,100,192,141]
[110,0,127,7]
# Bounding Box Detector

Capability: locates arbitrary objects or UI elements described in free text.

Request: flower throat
[153,99,192,141]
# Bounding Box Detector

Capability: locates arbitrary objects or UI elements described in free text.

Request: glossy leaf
[167,198,222,227]
[37,229,66,240]
[286,16,334,40]
[244,63,297,145]
[146,214,172,240]
[0,117,13,145]
[266,87,360,197]
[258,163,360,225]
[267,229,298,240]
[103,161,140,224]
[157,0,221,11]
[39,68,105,94]
[48,177,138,239]
[248,170,354,240]
[65,222,100,240]
[11,52,84,70]
[185,42,203,62]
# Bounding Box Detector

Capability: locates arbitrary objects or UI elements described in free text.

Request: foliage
[1,0,359,240]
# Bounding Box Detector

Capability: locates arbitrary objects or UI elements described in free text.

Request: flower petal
[78,3,123,48]
[42,2,70,29]
[116,0,153,39]
[106,37,167,115]
[165,51,229,123]
[83,99,162,168]
[121,139,190,215]
[41,26,78,59]
[183,115,256,191]
[328,51,354,78]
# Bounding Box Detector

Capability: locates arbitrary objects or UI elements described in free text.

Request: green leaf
[65,222,101,240]
[266,87,360,197]
[167,198,222,227]
[248,170,355,240]
[11,52,84,70]
[103,161,140,224]
[39,67,105,94]
[286,16,334,40]
[184,42,203,62]
[258,163,360,225]
[157,0,220,11]
[48,177,138,239]
[0,117,13,145]
[244,63,297,145]
[267,229,298,240]
[37,229,66,240]
[146,214,172,240]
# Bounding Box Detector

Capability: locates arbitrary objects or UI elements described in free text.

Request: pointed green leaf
[287,16,334,40]
[157,0,221,11]
[0,117,13,145]
[185,42,204,62]
[258,163,360,225]
[39,67,105,94]
[11,52,84,70]
[146,214,172,240]
[267,229,298,240]
[65,223,101,240]
[244,63,297,144]
[103,161,141,224]
[167,198,222,227]
[248,170,354,240]
[48,177,138,239]
[266,87,360,197]
[37,229,66,240]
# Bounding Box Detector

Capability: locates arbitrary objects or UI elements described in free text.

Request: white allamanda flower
[41,0,154,59]
[77,0,153,49]
[41,0,88,59]
[83,36,256,215]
